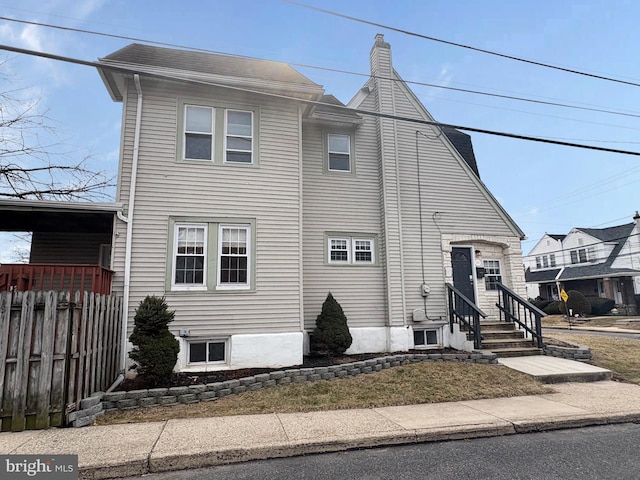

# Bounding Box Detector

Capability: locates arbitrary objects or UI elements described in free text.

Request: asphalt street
[118,423,640,480]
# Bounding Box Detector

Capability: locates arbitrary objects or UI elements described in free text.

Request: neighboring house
[1,34,529,372]
[524,214,640,312]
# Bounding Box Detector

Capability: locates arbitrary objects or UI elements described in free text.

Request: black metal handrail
[495,282,545,348]
[446,283,487,349]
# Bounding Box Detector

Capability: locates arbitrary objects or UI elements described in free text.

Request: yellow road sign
[560,289,568,302]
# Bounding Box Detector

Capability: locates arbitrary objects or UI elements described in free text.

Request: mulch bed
[117,350,450,391]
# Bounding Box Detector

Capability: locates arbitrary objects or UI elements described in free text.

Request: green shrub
[310,293,353,356]
[586,296,615,315]
[543,301,562,315]
[129,296,180,384]
[559,290,591,316]
[531,299,552,311]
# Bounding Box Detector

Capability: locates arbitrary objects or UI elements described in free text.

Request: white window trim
[483,259,502,291]
[217,224,251,290]
[352,238,374,264]
[224,109,253,164]
[413,328,441,349]
[328,236,375,265]
[187,338,228,365]
[327,133,351,172]
[328,237,350,264]
[172,223,208,291]
[184,105,214,161]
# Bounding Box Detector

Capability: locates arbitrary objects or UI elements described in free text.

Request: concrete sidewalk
[2,380,640,479]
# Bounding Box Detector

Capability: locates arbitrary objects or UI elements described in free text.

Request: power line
[284,0,640,89]
[3,42,640,158]
[524,230,640,259]
[3,16,640,122]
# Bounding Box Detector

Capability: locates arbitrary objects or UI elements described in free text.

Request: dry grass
[542,314,640,330]
[550,333,640,384]
[97,362,552,425]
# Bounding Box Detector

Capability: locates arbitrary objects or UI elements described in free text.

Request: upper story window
[184,106,214,160]
[179,101,259,165]
[535,256,541,268]
[549,254,556,267]
[570,248,588,264]
[542,256,549,268]
[225,110,253,163]
[483,260,502,291]
[328,134,351,172]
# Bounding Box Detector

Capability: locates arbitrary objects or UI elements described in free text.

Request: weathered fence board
[0,291,122,432]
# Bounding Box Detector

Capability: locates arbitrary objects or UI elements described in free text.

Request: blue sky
[2,0,640,260]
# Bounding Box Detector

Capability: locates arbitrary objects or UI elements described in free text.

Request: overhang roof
[0,199,121,233]
[98,43,325,102]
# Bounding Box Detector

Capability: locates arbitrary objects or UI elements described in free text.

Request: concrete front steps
[478,321,543,358]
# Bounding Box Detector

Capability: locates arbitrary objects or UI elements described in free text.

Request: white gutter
[120,74,143,370]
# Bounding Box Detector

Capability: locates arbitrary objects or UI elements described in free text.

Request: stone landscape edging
[98,352,498,416]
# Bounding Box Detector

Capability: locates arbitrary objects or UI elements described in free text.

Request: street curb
[78,413,640,479]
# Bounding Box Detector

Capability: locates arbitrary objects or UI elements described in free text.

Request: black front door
[452,247,475,302]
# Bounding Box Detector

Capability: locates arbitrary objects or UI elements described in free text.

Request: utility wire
[3,16,640,121]
[2,42,640,158]
[524,231,640,259]
[284,0,640,89]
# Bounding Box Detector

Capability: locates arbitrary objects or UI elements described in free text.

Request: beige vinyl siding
[392,79,521,319]
[116,77,302,336]
[302,109,386,330]
[29,232,111,264]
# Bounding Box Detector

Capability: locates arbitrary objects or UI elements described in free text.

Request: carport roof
[0,199,122,233]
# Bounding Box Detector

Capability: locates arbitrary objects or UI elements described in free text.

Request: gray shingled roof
[101,43,318,86]
[525,267,561,283]
[311,94,363,120]
[526,222,640,283]
[578,223,634,243]
[547,234,566,241]
[441,127,480,178]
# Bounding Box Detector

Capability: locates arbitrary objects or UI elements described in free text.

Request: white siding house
[525,215,640,311]
[97,34,528,372]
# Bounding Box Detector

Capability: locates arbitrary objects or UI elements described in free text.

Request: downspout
[298,104,305,339]
[119,74,143,373]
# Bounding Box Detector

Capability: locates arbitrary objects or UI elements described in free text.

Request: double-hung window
[184,106,214,160]
[218,225,250,288]
[170,220,253,292]
[483,260,502,291]
[225,110,253,163]
[180,101,258,165]
[353,239,373,263]
[173,224,207,289]
[328,134,351,172]
[329,238,349,263]
[328,236,374,265]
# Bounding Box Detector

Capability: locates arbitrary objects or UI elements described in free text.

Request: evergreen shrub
[310,293,353,356]
[559,290,592,316]
[129,295,180,384]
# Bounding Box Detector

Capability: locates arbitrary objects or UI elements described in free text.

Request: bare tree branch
[0,59,115,201]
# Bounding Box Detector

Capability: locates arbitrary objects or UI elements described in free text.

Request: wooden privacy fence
[0,290,123,432]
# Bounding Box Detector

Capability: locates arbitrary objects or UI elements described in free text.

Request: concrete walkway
[2,380,640,479]
[499,355,612,383]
